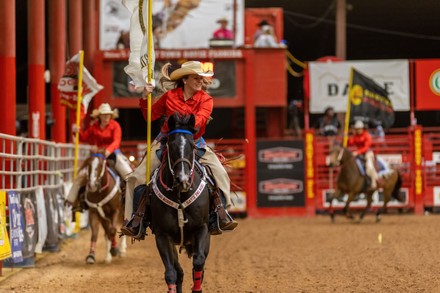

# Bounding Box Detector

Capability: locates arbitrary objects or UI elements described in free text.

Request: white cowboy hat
[169,61,214,81]
[91,103,119,119]
[354,120,365,129]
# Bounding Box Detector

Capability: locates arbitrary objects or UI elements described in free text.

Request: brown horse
[83,153,127,264]
[327,144,403,222]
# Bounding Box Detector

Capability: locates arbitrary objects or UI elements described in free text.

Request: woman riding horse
[121,61,238,238]
[66,103,133,208]
[348,120,379,189]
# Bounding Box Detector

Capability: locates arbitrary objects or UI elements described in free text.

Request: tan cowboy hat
[217,17,228,23]
[91,103,119,119]
[354,120,365,129]
[169,61,214,81]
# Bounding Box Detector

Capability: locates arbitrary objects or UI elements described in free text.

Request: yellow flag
[0,190,12,260]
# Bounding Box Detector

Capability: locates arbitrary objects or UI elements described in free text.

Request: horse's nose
[176,176,191,192]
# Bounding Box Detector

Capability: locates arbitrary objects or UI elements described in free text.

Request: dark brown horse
[83,153,127,264]
[327,144,403,222]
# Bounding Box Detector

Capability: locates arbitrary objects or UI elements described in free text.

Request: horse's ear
[188,114,196,128]
[168,113,177,130]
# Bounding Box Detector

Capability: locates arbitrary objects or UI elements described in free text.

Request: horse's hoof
[104,257,112,264]
[120,251,126,258]
[330,214,335,223]
[110,247,120,257]
[86,254,95,264]
[376,216,381,223]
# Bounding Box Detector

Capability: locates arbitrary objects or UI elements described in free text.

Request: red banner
[415,59,440,110]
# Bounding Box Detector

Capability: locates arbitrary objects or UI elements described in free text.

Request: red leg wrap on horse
[167,284,177,293]
[192,270,203,291]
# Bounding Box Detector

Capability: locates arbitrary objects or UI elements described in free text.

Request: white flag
[122,0,156,90]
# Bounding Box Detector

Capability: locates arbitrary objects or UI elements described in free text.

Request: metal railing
[0,134,90,192]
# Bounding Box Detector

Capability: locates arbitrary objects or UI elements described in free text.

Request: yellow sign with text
[0,190,12,260]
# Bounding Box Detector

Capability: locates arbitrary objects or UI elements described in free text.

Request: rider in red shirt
[121,61,237,239]
[66,103,133,207]
[348,120,378,189]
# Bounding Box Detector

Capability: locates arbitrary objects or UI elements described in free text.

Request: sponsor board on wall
[256,140,305,207]
[99,0,245,50]
[309,60,410,113]
[415,59,440,110]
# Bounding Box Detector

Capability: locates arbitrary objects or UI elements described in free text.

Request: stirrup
[119,215,148,241]
[209,209,238,236]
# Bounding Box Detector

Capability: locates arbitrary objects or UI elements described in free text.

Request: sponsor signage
[415,59,440,110]
[256,140,305,207]
[309,60,410,113]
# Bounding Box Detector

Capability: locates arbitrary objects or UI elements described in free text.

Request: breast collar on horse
[151,129,208,251]
[85,153,120,221]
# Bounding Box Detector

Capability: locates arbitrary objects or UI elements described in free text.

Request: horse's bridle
[162,129,196,190]
[88,153,108,192]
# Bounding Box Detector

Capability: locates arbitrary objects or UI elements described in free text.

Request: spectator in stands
[314,106,341,136]
[66,103,132,208]
[254,19,285,48]
[212,17,233,40]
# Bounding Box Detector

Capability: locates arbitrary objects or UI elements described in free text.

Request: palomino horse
[150,113,211,293]
[83,153,127,264]
[327,144,403,222]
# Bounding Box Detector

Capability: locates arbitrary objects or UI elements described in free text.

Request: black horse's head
[166,113,198,193]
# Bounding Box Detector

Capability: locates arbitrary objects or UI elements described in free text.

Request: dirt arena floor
[1,214,440,292]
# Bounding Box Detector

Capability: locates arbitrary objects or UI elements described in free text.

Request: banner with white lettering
[7,191,23,263]
[309,60,410,113]
[256,140,305,207]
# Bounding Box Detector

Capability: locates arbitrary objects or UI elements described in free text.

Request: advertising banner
[415,59,440,110]
[7,191,23,263]
[0,191,12,260]
[309,60,410,113]
[35,187,48,254]
[100,0,244,50]
[256,140,305,207]
[348,68,395,128]
[21,192,38,259]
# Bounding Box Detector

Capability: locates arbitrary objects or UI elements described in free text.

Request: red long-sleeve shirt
[139,87,213,140]
[348,130,372,155]
[79,119,122,154]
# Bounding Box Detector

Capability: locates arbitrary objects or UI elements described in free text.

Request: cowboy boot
[208,188,238,235]
[120,185,151,240]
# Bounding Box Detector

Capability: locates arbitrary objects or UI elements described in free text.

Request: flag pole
[146,0,153,183]
[343,66,354,147]
[73,50,84,178]
[73,50,84,233]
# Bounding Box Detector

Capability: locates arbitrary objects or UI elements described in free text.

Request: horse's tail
[391,170,403,202]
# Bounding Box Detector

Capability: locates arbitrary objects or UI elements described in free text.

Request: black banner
[349,68,395,128]
[256,140,305,207]
[112,60,236,98]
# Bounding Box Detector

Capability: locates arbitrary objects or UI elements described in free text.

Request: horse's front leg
[191,226,210,293]
[86,211,100,264]
[360,191,374,221]
[155,232,182,293]
[328,189,342,223]
[343,193,355,220]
